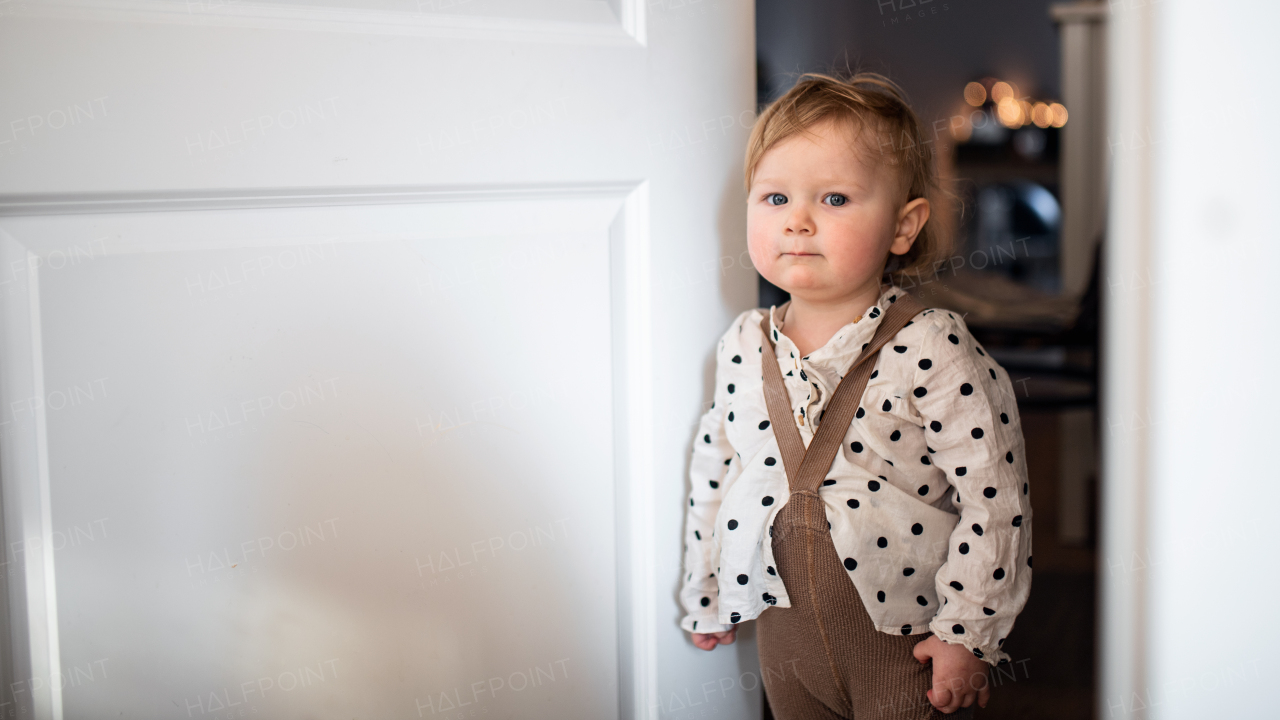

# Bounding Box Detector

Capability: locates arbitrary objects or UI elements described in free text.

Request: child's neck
[780,282,886,358]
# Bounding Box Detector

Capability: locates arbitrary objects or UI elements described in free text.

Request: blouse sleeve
[677,317,745,635]
[906,311,1033,666]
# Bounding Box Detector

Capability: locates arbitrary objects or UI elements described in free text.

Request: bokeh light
[964,82,987,107]
[991,81,1014,103]
[1050,102,1069,127]
[997,97,1023,128]
[1031,102,1052,128]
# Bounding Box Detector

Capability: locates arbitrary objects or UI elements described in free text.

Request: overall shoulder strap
[760,295,926,494]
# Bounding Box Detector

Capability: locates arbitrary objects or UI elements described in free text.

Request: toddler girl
[679,73,1032,719]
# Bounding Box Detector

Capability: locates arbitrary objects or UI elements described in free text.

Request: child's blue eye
[825,194,848,207]
[765,193,788,206]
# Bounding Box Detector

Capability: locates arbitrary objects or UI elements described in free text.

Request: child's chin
[776,268,826,291]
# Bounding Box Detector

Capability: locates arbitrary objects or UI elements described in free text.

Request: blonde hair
[744,72,950,285]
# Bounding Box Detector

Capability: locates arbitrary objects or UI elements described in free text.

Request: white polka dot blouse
[679,285,1033,666]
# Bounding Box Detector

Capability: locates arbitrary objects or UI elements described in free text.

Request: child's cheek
[745,228,772,276]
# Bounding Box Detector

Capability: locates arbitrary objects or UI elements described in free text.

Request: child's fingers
[929,685,951,711]
[912,640,931,664]
[941,679,967,714]
[691,634,717,651]
[977,682,991,708]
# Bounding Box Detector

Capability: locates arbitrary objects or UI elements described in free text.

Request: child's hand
[912,634,991,713]
[691,629,737,651]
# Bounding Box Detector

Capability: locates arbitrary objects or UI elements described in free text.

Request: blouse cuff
[680,613,730,635]
[927,619,1011,667]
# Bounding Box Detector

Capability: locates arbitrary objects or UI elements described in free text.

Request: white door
[0,2,758,718]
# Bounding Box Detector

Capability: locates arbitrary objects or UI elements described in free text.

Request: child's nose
[785,204,815,235]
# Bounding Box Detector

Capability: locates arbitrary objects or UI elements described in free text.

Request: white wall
[1104,1,1280,717]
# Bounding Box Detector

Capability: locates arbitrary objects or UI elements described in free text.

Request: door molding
[0,180,656,720]
[4,0,646,46]
[0,182,640,217]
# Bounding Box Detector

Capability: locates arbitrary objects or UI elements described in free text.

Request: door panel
[0,2,758,718]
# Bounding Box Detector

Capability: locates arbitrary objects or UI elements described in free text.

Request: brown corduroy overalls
[756,296,977,720]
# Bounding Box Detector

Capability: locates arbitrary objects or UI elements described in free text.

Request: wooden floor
[764,409,1098,719]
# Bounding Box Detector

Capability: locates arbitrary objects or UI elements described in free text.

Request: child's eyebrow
[753,175,871,192]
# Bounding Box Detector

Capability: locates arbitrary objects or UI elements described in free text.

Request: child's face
[747,118,926,303]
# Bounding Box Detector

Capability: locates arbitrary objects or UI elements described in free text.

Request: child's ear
[890,198,930,256]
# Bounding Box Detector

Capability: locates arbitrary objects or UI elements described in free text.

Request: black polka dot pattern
[678,302,1030,658]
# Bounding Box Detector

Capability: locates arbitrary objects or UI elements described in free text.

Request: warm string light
[952,78,1068,136]
[963,82,986,107]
